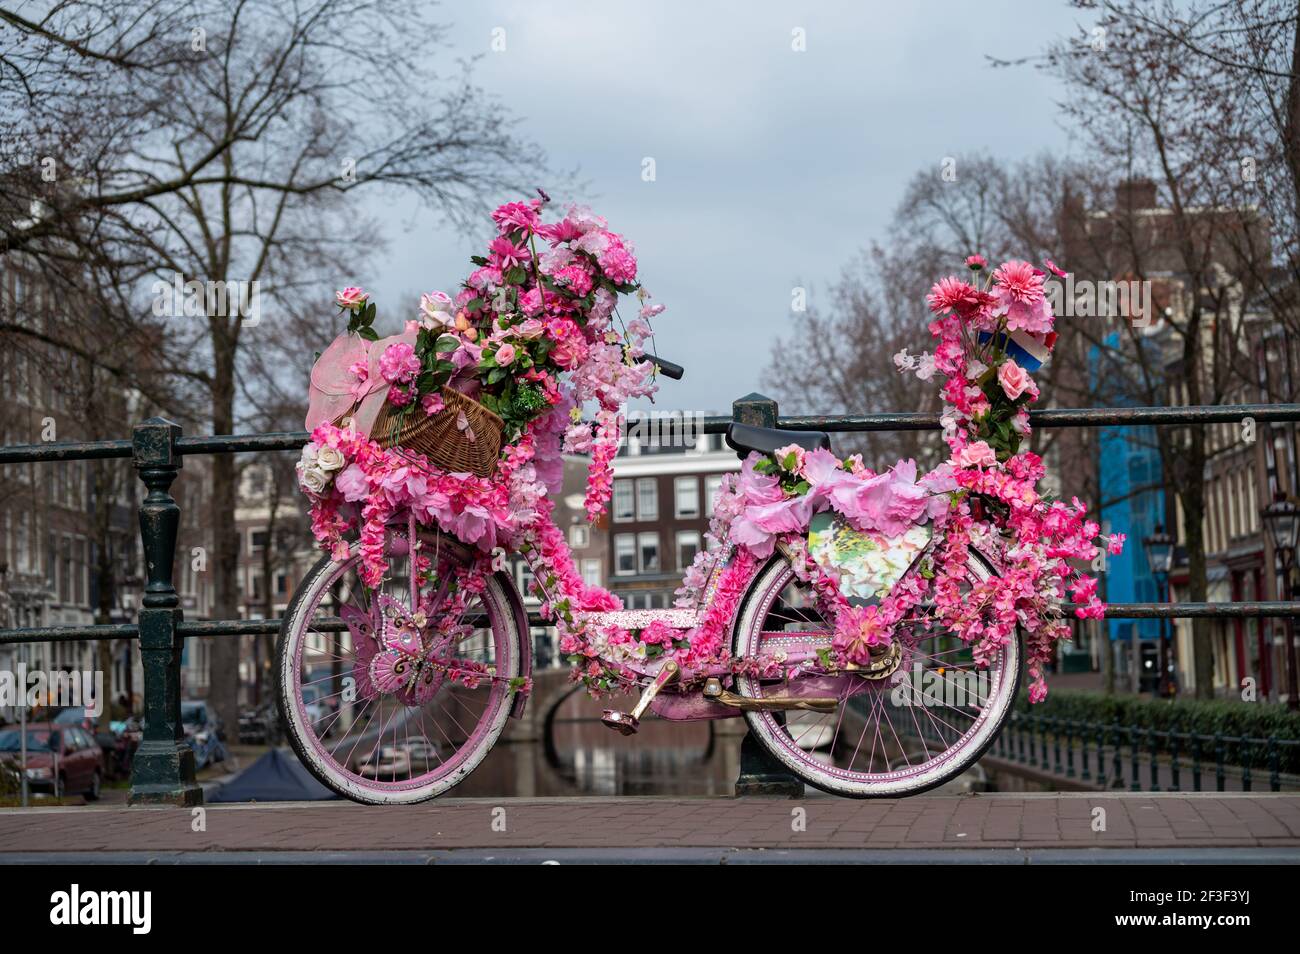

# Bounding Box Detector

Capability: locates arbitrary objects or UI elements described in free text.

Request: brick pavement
[0,793,1297,856]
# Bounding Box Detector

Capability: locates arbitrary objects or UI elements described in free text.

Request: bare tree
[1036,3,1280,698]
[3,0,547,733]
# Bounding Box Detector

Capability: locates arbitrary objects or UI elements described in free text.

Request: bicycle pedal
[600,710,640,736]
[600,660,680,736]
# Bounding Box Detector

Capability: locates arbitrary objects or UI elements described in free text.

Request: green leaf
[435,335,459,353]
[357,326,379,341]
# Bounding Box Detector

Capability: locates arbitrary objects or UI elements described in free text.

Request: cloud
[364,0,1083,415]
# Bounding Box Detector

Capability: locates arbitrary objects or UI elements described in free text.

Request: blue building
[1092,333,1165,646]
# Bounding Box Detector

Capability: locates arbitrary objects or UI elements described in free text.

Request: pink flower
[965,254,987,270]
[957,441,997,468]
[554,264,594,298]
[833,604,889,666]
[596,235,637,284]
[422,392,445,417]
[335,286,368,311]
[519,287,544,316]
[990,260,1054,333]
[346,358,370,402]
[491,200,541,234]
[335,463,369,502]
[1107,532,1126,555]
[379,342,420,383]
[1042,258,1067,279]
[488,236,529,271]
[773,444,808,476]
[495,343,517,366]
[997,359,1038,401]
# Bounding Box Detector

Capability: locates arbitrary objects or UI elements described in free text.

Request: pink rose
[997,359,1037,401]
[957,441,997,468]
[335,286,368,311]
[496,343,517,366]
[772,444,808,476]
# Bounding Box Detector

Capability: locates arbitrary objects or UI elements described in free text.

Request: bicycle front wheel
[276,529,522,804]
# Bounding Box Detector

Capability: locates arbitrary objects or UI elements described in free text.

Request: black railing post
[128,417,202,807]
[1169,724,1181,792]
[1129,722,1140,792]
[731,393,804,798]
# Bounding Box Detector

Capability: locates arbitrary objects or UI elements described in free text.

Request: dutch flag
[978,329,1052,372]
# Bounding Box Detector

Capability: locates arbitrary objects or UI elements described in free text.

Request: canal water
[444,688,1038,798]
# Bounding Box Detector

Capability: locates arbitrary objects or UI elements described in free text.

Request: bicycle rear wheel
[732,549,1020,797]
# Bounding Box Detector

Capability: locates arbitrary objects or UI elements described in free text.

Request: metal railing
[1,392,1299,805]
[986,713,1300,793]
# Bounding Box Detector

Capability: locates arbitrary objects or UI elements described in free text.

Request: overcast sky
[365,0,1095,414]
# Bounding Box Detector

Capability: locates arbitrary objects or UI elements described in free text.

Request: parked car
[0,723,103,800]
[51,706,141,781]
[181,700,228,770]
[239,703,277,745]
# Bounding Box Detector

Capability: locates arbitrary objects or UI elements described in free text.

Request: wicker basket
[338,386,503,478]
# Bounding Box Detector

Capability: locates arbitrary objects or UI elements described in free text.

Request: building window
[705,474,724,516]
[569,524,590,549]
[636,478,658,521]
[638,532,660,573]
[614,534,636,575]
[59,537,72,603]
[677,530,700,570]
[613,480,635,522]
[582,559,602,587]
[250,529,268,551]
[517,561,536,597]
[275,571,289,596]
[674,476,699,518]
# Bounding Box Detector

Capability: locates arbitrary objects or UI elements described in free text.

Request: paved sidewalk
[1,793,1298,859]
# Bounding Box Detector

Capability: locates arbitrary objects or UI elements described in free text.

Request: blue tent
[208,747,338,802]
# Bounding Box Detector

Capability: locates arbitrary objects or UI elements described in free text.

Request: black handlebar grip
[648,355,684,380]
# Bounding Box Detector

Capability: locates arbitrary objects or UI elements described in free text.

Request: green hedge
[1013,690,1300,775]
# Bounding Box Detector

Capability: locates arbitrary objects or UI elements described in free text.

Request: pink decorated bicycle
[276,198,1116,803]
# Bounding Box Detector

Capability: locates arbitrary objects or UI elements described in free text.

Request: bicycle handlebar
[648,355,684,380]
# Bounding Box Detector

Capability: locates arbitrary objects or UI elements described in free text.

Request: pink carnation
[379,342,420,384]
[991,260,1054,333]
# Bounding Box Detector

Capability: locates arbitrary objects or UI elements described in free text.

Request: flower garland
[301,225,1120,706]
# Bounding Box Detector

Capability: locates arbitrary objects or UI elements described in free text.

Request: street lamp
[1261,491,1300,711]
[1143,525,1176,698]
